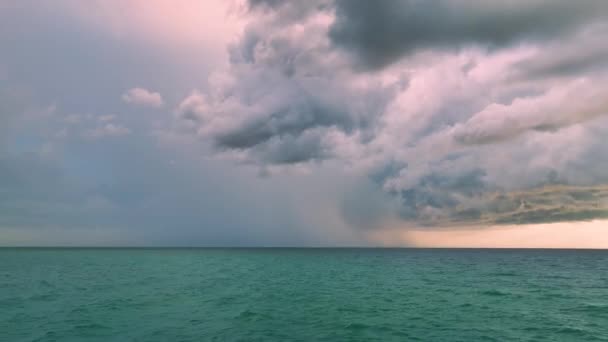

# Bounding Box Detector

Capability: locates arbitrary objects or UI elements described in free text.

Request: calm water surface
[1,248,608,341]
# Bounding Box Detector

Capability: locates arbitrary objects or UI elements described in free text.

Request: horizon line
[2,246,608,251]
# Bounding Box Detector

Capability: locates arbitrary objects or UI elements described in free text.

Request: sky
[1,0,608,247]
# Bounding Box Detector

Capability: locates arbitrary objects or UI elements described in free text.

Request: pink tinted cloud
[123,87,164,108]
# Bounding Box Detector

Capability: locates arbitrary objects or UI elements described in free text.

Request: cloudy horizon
[1,0,608,247]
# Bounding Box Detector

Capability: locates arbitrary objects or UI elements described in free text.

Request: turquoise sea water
[2,248,608,341]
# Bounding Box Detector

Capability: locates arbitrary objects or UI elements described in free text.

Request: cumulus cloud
[174,5,397,164]
[122,87,164,107]
[452,78,608,145]
[170,0,608,227]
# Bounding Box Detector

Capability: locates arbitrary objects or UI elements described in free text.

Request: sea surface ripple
[1,248,608,341]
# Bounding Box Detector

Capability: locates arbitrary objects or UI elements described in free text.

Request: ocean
[2,248,607,341]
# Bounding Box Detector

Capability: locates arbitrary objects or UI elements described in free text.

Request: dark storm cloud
[246,0,332,28]
[516,50,608,80]
[386,164,608,227]
[511,25,608,81]
[329,0,608,70]
[174,0,608,229]
[456,185,608,226]
[247,0,329,16]
[248,0,286,8]
[176,13,398,165]
[245,129,331,164]
[396,168,489,223]
[212,96,355,150]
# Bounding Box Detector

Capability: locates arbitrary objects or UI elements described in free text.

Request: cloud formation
[174,4,397,164]
[2,0,608,247]
[452,78,608,145]
[329,0,608,70]
[172,0,608,227]
[122,87,164,108]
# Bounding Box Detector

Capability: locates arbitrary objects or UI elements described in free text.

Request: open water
[2,248,608,341]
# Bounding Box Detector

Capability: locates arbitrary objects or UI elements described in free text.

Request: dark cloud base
[426,185,608,227]
[330,0,608,70]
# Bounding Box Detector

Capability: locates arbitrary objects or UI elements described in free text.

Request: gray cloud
[4,0,608,248]
[248,0,289,9]
[176,82,388,165]
[175,8,398,165]
[516,49,608,81]
[511,25,608,81]
[396,168,488,223]
[329,0,608,70]
[247,0,332,25]
[377,147,608,227]
[122,87,164,108]
[450,185,608,226]
[452,79,608,146]
[168,0,608,229]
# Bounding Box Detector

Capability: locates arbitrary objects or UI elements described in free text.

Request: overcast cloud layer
[1,1,608,245]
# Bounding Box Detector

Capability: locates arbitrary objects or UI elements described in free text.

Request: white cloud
[122,87,164,108]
